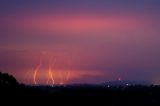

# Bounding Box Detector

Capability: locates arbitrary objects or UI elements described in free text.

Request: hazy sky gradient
[0,0,160,84]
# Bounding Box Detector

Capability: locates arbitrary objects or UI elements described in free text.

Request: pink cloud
[1,13,152,33]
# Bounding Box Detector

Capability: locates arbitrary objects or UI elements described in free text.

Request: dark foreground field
[0,72,160,105]
[1,85,160,105]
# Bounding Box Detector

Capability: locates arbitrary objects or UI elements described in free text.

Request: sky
[0,0,160,85]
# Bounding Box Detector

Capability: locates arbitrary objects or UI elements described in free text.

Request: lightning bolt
[33,59,42,85]
[47,58,56,85]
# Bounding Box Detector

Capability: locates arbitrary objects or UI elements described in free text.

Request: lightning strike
[33,59,42,85]
[47,58,56,85]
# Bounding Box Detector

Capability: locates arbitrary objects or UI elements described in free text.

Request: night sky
[0,0,160,85]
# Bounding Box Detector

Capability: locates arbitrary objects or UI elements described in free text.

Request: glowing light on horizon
[27,55,104,85]
[118,77,122,81]
[31,56,73,85]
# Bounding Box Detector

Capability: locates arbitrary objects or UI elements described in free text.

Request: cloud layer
[0,0,160,84]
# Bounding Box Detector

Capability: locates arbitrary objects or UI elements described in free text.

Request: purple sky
[0,0,160,85]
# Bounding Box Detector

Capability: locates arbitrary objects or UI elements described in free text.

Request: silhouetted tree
[0,72,19,88]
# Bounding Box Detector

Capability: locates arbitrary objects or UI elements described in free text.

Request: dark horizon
[1,72,160,105]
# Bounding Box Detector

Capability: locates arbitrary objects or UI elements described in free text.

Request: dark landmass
[1,72,160,105]
[104,80,151,86]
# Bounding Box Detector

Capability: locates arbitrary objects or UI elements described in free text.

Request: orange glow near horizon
[28,57,102,85]
[29,69,104,85]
